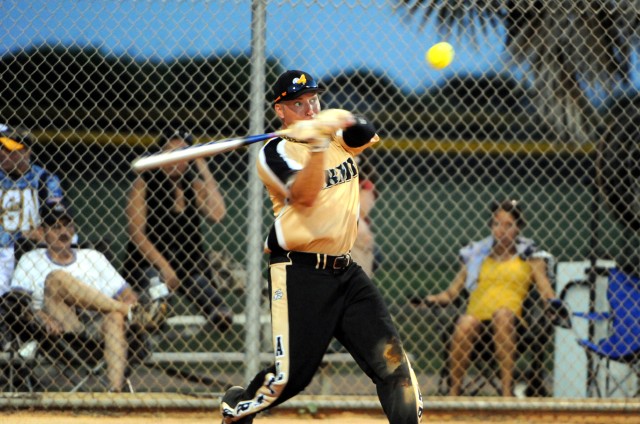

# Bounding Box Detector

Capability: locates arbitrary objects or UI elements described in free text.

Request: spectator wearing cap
[0,124,67,296]
[123,129,233,330]
[9,201,159,392]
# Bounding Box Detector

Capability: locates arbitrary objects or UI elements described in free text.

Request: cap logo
[279,74,308,100]
[293,74,307,86]
[274,71,322,103]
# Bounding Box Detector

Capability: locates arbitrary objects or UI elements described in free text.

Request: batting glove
[314,109,356,136]
[287,119,321,140]
[287,109,355,152]
[309,136,331,152]
[287,120,330,152]
[305,109,355,152]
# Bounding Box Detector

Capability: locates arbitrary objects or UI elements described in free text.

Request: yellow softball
[426,42,455,70]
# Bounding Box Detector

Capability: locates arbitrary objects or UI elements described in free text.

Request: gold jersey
[257,134,366,256]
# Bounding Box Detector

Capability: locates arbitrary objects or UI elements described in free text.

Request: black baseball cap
[272,70,325,104]
[0,123,32,152]
[40,201,74,226]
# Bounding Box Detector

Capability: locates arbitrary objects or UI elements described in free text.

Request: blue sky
[3,0,638,97]
[2,0,508,93]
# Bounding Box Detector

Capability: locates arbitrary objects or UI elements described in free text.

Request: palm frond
[394,0,640,142]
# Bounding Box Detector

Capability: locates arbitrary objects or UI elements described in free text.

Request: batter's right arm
[287,110,355,207]
[288,151,326,207]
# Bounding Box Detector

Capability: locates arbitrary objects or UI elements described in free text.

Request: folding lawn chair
[1,290,148,393]
[573,268,640,397]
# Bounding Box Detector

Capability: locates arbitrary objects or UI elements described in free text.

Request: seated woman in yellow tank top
[466,255,532,321]
[423,200,557,397]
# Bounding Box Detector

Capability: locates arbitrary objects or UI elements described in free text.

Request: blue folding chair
[573,268,640,397]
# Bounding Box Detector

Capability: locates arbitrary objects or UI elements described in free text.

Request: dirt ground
[4,409,640,424]
[2,394,639,424]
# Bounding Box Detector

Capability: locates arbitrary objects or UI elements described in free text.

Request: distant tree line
[1,43,637,144]
[1,44,282,136]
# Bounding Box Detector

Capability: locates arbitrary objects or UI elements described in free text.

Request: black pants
[226,251,423,423]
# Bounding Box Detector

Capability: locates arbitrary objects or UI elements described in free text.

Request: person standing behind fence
[350,155,380,278]
[123,129,233,330]
[219,70,422,424]
[0,123,67,296]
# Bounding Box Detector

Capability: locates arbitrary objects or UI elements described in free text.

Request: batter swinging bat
[131,129,292,171]
[131,109,355,171]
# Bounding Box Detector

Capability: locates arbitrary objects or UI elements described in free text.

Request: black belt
[283,251,352,270]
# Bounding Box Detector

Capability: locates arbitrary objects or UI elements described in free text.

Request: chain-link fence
[1,0,639,411]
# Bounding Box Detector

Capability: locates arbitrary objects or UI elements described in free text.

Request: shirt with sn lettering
[0,165,64,248]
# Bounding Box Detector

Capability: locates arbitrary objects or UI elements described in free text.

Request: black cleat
[220,386,254,424]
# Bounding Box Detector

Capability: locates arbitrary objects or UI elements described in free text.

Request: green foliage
[0,41,587,143]
[0,43,283,135]
[4,42,634,145]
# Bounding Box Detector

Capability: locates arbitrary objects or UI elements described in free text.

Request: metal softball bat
[131,129,292,171]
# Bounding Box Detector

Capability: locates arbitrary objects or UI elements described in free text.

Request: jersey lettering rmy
[257,136,361,256]
[325,157,357,188]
